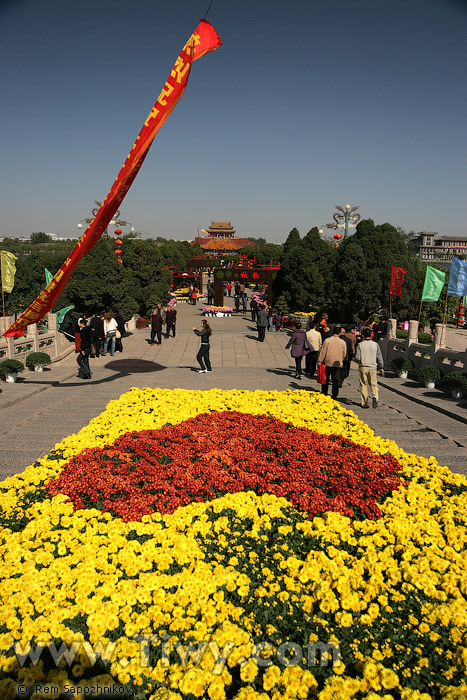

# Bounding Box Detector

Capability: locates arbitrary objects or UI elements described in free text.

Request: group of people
[77,311,125,380]
[150,304,178,345]
[285,315,384,407]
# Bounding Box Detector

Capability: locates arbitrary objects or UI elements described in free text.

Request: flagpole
[389,295,392,321]
[418,299,423,325]
[1,255,6,335]
[442,288,449,326]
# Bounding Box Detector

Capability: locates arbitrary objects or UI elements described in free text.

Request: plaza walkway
[1,301,467,479]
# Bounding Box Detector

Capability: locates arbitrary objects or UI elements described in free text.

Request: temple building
[193,221,255,254]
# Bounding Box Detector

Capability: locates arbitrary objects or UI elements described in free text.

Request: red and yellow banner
[390,265,407,298]
[4,20,222,337]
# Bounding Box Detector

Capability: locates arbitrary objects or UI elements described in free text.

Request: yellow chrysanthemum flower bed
[0,388,466,700]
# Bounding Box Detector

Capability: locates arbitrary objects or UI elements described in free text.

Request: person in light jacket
[354,327,384,408]
[102,312,118,356]
[317,325,347,400]
[286,322,311,380]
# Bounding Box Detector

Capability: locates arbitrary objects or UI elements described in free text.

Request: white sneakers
[197,369,212,373]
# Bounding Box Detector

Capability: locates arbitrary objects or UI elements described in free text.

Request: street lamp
[77,201,136,238]
[325,204,361,239]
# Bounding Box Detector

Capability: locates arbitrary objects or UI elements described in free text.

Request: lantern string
[202,0,215,21]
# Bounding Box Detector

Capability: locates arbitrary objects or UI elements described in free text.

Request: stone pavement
[1,301,466,479]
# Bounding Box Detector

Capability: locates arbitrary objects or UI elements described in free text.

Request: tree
[274,227,334,312]
[327,220,425,322]
[30,232,52,244]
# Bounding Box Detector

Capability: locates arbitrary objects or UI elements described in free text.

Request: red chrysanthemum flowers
[46,412,403,522]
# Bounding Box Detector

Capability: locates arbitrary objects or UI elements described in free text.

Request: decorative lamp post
[325,204,360,239]
[77,202,136,262]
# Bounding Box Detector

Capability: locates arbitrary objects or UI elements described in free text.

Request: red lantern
[114,239,122,246]
[114,228,122,236]
[115,249,122,256]
[334,233,342,240]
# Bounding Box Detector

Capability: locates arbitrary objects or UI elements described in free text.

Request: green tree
[30,232,52,244]
[328,220,425,321]
[275,227,334,311]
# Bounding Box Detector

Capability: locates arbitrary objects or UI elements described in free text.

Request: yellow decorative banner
[1,251,17,293]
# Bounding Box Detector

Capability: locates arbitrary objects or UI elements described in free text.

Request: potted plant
[390,357,414,379]
[25,351,51,372]
[415,365,441,389]
[0,358,25,383]
[440,371,467,399]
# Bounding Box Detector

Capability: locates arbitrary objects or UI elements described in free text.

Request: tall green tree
[328,220,424,321]
[275,227,334,311]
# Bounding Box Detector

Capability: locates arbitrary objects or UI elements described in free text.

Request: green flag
[421,266,445,302]
[55,305,74,328]
[45,268,53,286]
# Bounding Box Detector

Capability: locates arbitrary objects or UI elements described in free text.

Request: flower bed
[203,306,233,316]
[0,389,466,699]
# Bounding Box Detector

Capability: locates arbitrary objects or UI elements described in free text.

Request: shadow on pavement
[105,359,165,373]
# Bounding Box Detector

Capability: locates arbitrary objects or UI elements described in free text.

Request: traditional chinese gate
[212,267,278,307]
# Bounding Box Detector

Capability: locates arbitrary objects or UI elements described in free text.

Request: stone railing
[381,320,467,373]
[0,313,75,364]
[0,314,138,364]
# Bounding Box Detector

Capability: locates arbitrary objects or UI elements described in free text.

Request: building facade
[410,232,467,265]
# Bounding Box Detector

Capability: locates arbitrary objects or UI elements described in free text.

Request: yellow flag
[1,251,18,293]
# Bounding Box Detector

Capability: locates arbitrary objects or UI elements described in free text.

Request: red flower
[46,412,403,522]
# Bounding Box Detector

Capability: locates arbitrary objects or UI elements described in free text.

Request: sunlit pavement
[1,301,466,478]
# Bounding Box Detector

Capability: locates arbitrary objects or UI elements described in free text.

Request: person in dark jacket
[250,297,258,322]
[285,322,311,379]
[88,313,103,358]
[150,307,164,345]
[77,319,92,379]
[165,306,177,337]
[256,305,268,342]
[115,313,125,353]
[192,319,212,372]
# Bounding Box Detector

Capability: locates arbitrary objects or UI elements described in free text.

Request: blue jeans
[268,317,274,331]
[103,332,116,355]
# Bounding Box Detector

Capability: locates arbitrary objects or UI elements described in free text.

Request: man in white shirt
[354,328,384,408]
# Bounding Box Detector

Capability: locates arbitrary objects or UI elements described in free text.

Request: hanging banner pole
[4,20,222,338]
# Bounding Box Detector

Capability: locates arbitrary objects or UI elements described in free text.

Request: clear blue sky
[1,0,466,243]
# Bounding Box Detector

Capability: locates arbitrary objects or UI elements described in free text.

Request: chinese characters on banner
[4,20,222,337]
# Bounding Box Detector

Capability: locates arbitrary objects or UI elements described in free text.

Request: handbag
[115,329,122,339]
[317,363,327,384]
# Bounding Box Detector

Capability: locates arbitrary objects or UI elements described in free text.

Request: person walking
[227,282,232,297]
[342,324,357,379]
[286,322,311,379]
[354,327,384,408]
[150,306,164,345]
[256,304,268,342]
[317,325,347,400]
[77,319,93,379]
[305,322,322,377]
[102,312,118,356]
[192,319,212,373]
[165,305,177,337]
[267,305,274,332]
[115,312,125,353]
[250,297,258,323]
[88,312,103,358]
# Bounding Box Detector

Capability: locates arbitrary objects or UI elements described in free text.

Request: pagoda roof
[206,221,236,235]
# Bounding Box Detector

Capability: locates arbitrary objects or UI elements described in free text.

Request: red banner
[390,265,407,297]
[4,20,222,337]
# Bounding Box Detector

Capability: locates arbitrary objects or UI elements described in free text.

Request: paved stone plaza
[1,301,466,479]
